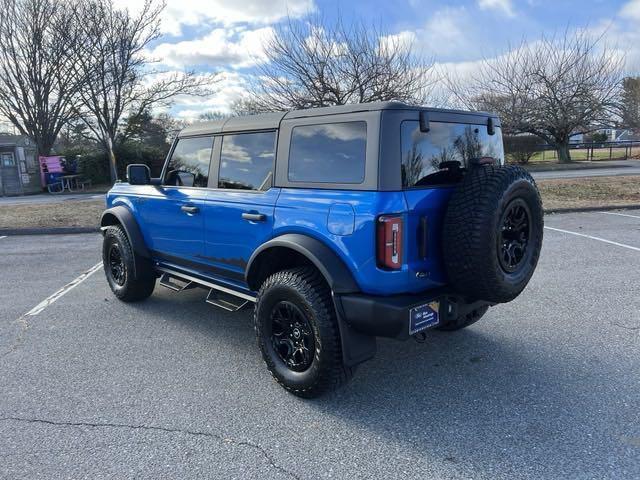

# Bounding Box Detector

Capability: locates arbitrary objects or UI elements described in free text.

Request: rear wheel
[102,225,155,302]
[254,267,351,398]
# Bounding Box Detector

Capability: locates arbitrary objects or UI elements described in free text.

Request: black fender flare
[246,233,359,294]
[246,234,375,367]
[101,206,151,277]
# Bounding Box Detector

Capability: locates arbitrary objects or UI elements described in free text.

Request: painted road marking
[600,211,640,220]
[0,236,7,240]
[544,226,640,252]
[24,262,102,317]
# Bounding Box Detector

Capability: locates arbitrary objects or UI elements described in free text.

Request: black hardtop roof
[178,101,497,137]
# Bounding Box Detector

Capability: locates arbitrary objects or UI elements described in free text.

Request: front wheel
[254,267,352,398]
[102,225,156,302]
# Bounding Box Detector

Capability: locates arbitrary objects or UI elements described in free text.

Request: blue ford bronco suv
[101,101,543,397]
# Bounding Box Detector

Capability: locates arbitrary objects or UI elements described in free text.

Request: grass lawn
[525,146,640,163]
[0,199,104,229]
[537,176,640,210]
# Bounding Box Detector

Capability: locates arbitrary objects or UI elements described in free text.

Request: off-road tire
[254,267,352,398]
[102,225,156,302]
[437,305,489,331]
[443,165,543,304]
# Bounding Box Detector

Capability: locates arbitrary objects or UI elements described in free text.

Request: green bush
[115,143,167,178]
[504,135,543,164]
[59,142,169,184]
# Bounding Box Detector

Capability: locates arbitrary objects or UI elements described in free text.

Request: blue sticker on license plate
[409,301,440,335]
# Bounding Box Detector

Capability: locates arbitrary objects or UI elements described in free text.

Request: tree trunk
[556,139,572,163]
[106,136,118,184]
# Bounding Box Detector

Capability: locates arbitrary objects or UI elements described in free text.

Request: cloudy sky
[119,0,640,120]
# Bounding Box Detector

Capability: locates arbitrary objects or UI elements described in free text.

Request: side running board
[156,267,255,312]
[159,273,196,292]
[206,289,248,312]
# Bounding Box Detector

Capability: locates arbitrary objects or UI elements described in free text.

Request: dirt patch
[537,176,640,210]
[0,199,104,228]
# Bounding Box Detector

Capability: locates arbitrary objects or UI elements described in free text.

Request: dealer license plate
[409,301,440,335]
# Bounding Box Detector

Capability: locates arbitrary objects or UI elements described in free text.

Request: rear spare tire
[442,165,543,304]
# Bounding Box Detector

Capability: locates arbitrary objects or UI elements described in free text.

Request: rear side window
[219,131,276,191]
[288,122,366,184]
[401,121,504,188]
[165,136,213,187]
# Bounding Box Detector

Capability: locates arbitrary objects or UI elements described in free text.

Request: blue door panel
[202,188,280,282]
[136,186,205,262]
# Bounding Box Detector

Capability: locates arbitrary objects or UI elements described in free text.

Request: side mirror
[127,164,151,185]
[165,170,195,187]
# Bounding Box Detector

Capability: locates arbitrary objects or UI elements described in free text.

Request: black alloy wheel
[270,301,316,372]
[497,198,531,273]
[102,225,156,302]
[108,243,127,286]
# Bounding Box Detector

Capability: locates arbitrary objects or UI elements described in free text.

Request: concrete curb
[544,204,640,214]
[0,226,100,236]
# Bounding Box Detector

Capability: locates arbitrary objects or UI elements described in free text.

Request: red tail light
[376,215,403,270]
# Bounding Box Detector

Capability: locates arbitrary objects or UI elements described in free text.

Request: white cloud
[620,0,640,20]
[169,72,249,119]
[379,31,418,53]
[478,0,515,17]
[149,27,274,69]
[404,7,478,61]
[113,0,315,36]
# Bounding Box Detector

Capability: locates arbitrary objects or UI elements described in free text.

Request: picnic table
[47,174,92,194]
[60,174,82,192]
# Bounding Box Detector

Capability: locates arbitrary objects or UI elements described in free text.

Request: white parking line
[24,262,102,317]
[600,211,640,220]
[544,226,640,252]
[0,235,7,240]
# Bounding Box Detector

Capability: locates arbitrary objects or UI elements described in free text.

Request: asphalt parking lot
[1,210,639,479]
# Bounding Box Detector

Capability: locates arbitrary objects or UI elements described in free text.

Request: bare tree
[73,0,218,183]
[238,17,435,113]
[0,0,85,155]
[449,30,623,163]
[622,76,640,129]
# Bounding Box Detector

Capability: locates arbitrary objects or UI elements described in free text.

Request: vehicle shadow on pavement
[121,287,634,478]
[307,325,632,476]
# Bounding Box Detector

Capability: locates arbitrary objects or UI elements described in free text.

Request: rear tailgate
[400,117,505,292]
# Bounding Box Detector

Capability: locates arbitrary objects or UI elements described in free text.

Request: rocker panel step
[206,289,249,312]
[155,267,257,303]
[159,273,196,292]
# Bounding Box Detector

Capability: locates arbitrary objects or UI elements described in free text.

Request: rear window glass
[288,122,366,184]
[401,121,504,188]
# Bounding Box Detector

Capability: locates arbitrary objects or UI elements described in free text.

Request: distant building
[0,134,41,196]
[615,129,640,142]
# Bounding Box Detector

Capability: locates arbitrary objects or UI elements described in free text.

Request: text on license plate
[409,301,439,335]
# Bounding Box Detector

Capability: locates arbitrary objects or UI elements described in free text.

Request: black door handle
[242,212,266,222]
[181,205,199,214]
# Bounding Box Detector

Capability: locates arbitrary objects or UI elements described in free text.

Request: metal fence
[534,141,640,162]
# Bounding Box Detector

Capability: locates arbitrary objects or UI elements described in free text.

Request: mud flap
[332,294,377,367]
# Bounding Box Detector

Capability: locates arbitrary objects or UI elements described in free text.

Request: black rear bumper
[336,289,490,340]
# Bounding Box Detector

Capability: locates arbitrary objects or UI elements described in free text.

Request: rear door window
[164,136,214,187]
[288,121,367,184]
[401,121,504,188]
[219,131,276,191]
